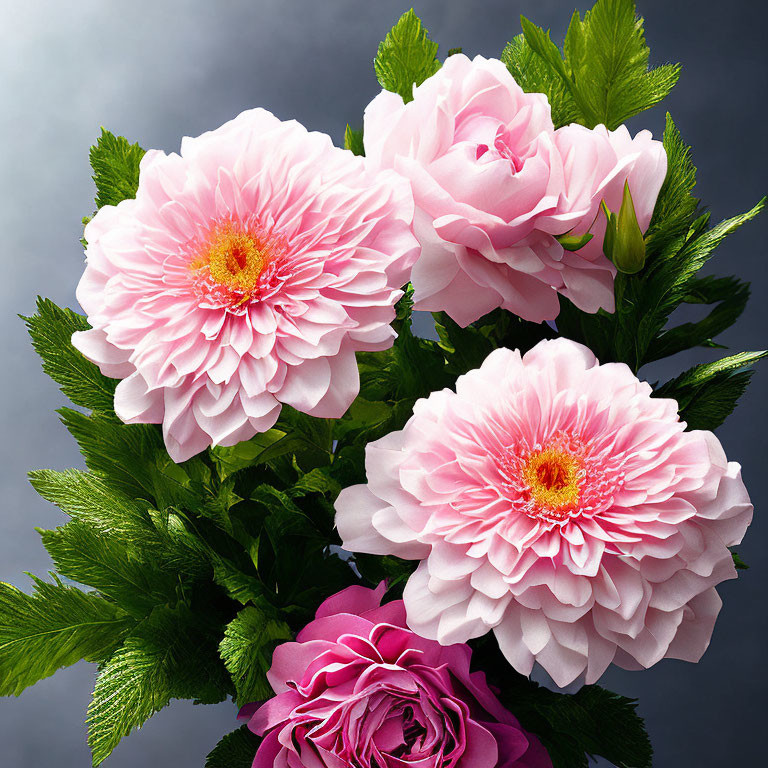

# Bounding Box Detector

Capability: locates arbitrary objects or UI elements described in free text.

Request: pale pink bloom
[239,583,552,768]
[335,339,752,687]
[363,54,666,325]
[73,109,418,462]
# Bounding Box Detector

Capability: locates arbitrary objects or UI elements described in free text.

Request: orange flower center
[522,448,581,513]
[203,222,268,292]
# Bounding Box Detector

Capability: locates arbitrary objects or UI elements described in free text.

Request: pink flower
[551,123,667,293]
[335,339,752,687]
[363,54,666,325]
[240,583,551,768]
[73,109,418,462]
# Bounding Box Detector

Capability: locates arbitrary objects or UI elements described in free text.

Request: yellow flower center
[204,222,267,293]
[522,447,581,512]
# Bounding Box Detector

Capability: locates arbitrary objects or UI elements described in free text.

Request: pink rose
[336,340,752,687]
[240,583,551,768]
[363,54,666,325]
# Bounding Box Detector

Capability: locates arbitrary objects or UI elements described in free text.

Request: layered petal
[75,108,419,461]
[241,585,550,768]
[335,339,753,686]
[363,54,666,326]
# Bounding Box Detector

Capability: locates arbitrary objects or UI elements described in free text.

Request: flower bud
[601,181,647,274]
[555,231,594,251]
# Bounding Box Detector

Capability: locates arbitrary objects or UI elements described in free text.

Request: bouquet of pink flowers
[1,2,762,766]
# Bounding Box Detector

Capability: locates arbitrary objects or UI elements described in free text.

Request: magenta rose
[239,583,551,768]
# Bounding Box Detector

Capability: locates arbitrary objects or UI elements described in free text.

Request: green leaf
[543,686,653,768]
[375,10,441,102]
[648,199,765,327]
[253,484,320,544]
[566,0,680,128]
[58,408,209,510]
[656,350,767,430]
[288,467,342,500]
[24,298,117,412]
[646,275,750,362]
[89,128,145,209]
[646,113,699,253]
[0,576,133,696]
[30,469,211,582]
[344,124,365,156]
[433,311,495,374]
[520,0,679,129]
[212,557,264,605]
[39,521,179,617]
[502,672,652,768]
[205,725,261,768]
[30,468,151,538]
[210,430,288,477]
[87,603,230,766]
[219,605,292,705]
[557,197,764,372]
[501,34,579,127]
[732,550,749,570]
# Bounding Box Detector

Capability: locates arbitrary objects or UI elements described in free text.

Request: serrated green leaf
[219,605,292,706]
[646,113,699,256]
[30,468,150,538]
[344,124,365,156]
[655,350,767,430]
[89,128,145,209]
[87,603,230,765]
[210,430,288,477]
[288,467,342,499]
[544,686,653,768]
[557,196,764,372]
[57,408,210,510]
[433,311,495,374]
[205,725,261,768]
[647,275,750,362]
[30,469,211,583]
[520,0,679,130]
[0,576,133,696]
[501,35,579,127]
[500,671,652,768]
[212,557,264,605]
[39,521,179,617]
[252,484,319,545]
[664,351,767,390]
[24,298,117,412]
[565,0,680,129]
[375,10,441,102]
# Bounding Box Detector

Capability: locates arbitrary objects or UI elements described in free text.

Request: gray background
[0,0,765,765]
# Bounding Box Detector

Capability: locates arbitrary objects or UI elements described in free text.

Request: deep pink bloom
[335,340,752,687]
[239,583,551,768]
[363,54,666,325]
[73,108,418,462]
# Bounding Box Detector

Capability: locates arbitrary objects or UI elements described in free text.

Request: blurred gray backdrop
[0,0,765,766]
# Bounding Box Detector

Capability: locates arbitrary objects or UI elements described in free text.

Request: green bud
[555,231,594,251]
[601,182,646,274]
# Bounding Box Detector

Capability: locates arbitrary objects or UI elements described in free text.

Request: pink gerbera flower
[335,339,753,687]
[73,109,418,462]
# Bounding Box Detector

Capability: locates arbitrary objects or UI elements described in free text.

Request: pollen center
[206,225,267,292]
[188,217,287,312]
[522,448,582,518]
